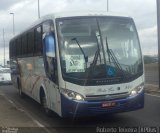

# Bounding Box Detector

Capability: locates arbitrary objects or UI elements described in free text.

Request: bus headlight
[129,83,144,97]
[60,88,84,101]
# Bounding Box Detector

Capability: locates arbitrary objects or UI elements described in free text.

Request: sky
[0,0,158,65]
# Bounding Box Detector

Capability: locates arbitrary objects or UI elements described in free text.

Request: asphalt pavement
[144,63,159,85]
[0,85,160,133]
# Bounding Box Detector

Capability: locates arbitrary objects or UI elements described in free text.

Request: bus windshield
[57,17,143,85]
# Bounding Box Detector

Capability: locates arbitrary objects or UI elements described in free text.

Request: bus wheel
[40,90,52,116]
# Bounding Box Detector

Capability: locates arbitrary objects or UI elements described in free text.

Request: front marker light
[60,88,84,101]
[130,83,144,97]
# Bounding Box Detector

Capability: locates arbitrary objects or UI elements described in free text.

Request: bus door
[43,31,58,111]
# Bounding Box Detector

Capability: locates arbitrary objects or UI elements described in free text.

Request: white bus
[9,12,144,117]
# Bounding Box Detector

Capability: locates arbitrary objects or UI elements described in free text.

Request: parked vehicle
[0,68,12,84]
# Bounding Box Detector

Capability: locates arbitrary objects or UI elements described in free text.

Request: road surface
[0,85,160,133]
[144,63,159,85]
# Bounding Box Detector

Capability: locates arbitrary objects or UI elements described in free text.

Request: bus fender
[39,83,49,106]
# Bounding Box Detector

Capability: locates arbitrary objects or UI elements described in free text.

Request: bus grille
[85,92,129,101]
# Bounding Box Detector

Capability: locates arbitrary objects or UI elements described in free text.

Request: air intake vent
[85,92,129,101]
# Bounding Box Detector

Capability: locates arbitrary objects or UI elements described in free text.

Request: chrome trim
[85,92,129,101]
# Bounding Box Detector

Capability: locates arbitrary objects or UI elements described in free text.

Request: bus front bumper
[61,90,144,117]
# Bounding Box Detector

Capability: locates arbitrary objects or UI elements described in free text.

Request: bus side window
[12,41,16,58]
[22,34,28,56]
[17,38,22,57]
[35,26,43,55]
[43,20,57,83]
[27,29,34,56]
[44,33,57,83]
[43,20,54,34]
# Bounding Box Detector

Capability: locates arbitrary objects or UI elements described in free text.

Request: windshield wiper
[90,32,101,70]
[106,36,111,64]
[71,38,88,68]
[105,36,126,78]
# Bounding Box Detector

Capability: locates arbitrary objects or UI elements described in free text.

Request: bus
[9,12,144,117]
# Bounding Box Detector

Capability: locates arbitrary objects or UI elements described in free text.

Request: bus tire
[17,79,25,98]
[40,88,52,116]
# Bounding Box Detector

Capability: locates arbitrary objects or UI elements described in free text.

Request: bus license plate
[102,101,116,108]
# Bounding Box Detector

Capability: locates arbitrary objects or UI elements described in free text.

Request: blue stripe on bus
[61,90,144,117]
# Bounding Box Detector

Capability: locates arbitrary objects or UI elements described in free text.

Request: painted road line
[4,95,45,127]
[8,99,14,104]
[2,94,52,133]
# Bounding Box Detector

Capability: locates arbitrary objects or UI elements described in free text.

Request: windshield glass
[57,17,143,85]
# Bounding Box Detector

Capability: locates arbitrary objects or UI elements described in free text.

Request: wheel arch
[39,84,49,106]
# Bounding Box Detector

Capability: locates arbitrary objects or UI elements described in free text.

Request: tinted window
[22,34,28,56]
[34,26,42,55]
[27,30,34,56]
[9,42,13,58]
[12,41,16,57]
[43,20,54,34]
[17,38,21,57]
[0,69,11,73]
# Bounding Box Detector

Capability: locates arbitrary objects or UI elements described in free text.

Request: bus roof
[10,11,130,41]
[48,11,130,19]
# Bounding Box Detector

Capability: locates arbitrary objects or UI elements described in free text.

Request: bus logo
[107,67,115,76]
